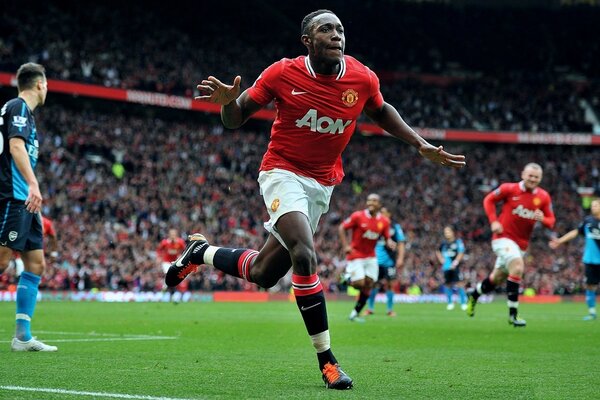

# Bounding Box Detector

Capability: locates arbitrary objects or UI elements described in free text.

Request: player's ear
[301,35,311,46]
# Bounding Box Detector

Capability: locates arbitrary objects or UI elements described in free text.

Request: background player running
[467,163,555,327]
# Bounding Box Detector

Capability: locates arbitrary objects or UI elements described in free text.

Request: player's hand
[418,144,466,168]
[195,76,242,105]
[548,239,561,249]
[343,245,352,254]
[491,221,503,234]
[25,183,42,213]
[533,209,544,221]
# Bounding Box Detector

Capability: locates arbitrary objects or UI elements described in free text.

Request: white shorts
[345,257,379,282]
[161,262,171,274]
[258,169,334,249]
[492,238,526,272]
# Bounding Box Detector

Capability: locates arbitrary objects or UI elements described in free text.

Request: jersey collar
[519,180,538,194]
[304,56,346,80]
[363,209,380,219]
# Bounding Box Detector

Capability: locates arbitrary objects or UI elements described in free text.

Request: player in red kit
[41,216,58,256]
[166,9,465,389]
[467,163,555,327]
[339,193,390,322]
[156,229,187,300]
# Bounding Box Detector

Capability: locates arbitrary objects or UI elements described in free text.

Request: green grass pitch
[0,300,598,399]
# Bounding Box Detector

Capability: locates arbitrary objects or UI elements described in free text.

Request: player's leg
[467,239,513,317]
[443,270,454,310]
[456,274,467,311]
[347,259,376,321]
[276,212,352,389]
[167,231,291,288]
[14,249,57,351]
[583,264,599,321]
[385,271,396,316]
[366,267,385,315]
[1,206,56,351]
[506,256,526,327]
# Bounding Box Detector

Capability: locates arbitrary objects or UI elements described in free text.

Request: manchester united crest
[341,89,359,107]
[533,197,541,206]
[271,198,280,212]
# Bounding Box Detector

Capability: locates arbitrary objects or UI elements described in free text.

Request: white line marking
[0,337,176,343]
[0,385,197,400]
[0,330,177,344]
[34,331,176,338]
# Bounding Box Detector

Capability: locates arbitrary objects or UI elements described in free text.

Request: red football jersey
[42,216,56,237]
[484,182,555,250]
[247,55,384,185]
[156,238,186,263]
[342,210,390,260]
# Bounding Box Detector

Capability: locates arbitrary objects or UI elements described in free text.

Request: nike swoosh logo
[300,302,322,311]
[291,89,308,95]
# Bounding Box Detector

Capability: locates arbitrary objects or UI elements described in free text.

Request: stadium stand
[0,1,598,297]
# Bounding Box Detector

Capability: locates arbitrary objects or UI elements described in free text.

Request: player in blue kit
[550,198,600,320]
[366,207,405,317]
[0,63,57,351]
[435,226,467,310]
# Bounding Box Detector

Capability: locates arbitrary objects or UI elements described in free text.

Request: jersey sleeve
[457,239,465,254]
[483,183,511,223]
[540,192,556,229]
[341,212,359,230]
[394,223,406,242]
[364,68,385,111]
[246,60,284,106]
[382,219,391,240]
[6,101,31,140]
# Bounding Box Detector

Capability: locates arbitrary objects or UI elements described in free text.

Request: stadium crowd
[1,1,598,133]
[0,1,598,297]
[0,101,596,297]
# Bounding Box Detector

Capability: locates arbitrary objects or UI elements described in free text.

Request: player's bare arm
[9,137,42,213]
[396,242,405,269]
[195,76,262,128]
[338,224,352,254]
[549,229,578,249]
[363,102,466,168]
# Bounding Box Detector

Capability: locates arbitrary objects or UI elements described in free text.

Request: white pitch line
[0,385,198,400]
[0,337,176,344]
[34,331,177,338]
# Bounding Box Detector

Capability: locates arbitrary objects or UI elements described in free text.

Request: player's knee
[249,262,284,289]
[288,243,317,275]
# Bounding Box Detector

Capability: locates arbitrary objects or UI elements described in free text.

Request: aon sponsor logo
[512,205,537,220]
[295,109,352,134]
[362,230,380,240]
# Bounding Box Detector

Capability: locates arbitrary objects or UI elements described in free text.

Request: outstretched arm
[549,229,578,249]
[363,103,466,168]
[195,76,263,129]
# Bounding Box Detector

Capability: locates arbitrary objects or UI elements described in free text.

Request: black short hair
[301,9,336,36]
[16,63,46,91]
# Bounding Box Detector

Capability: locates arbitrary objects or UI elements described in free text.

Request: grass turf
[0,300,598,399]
